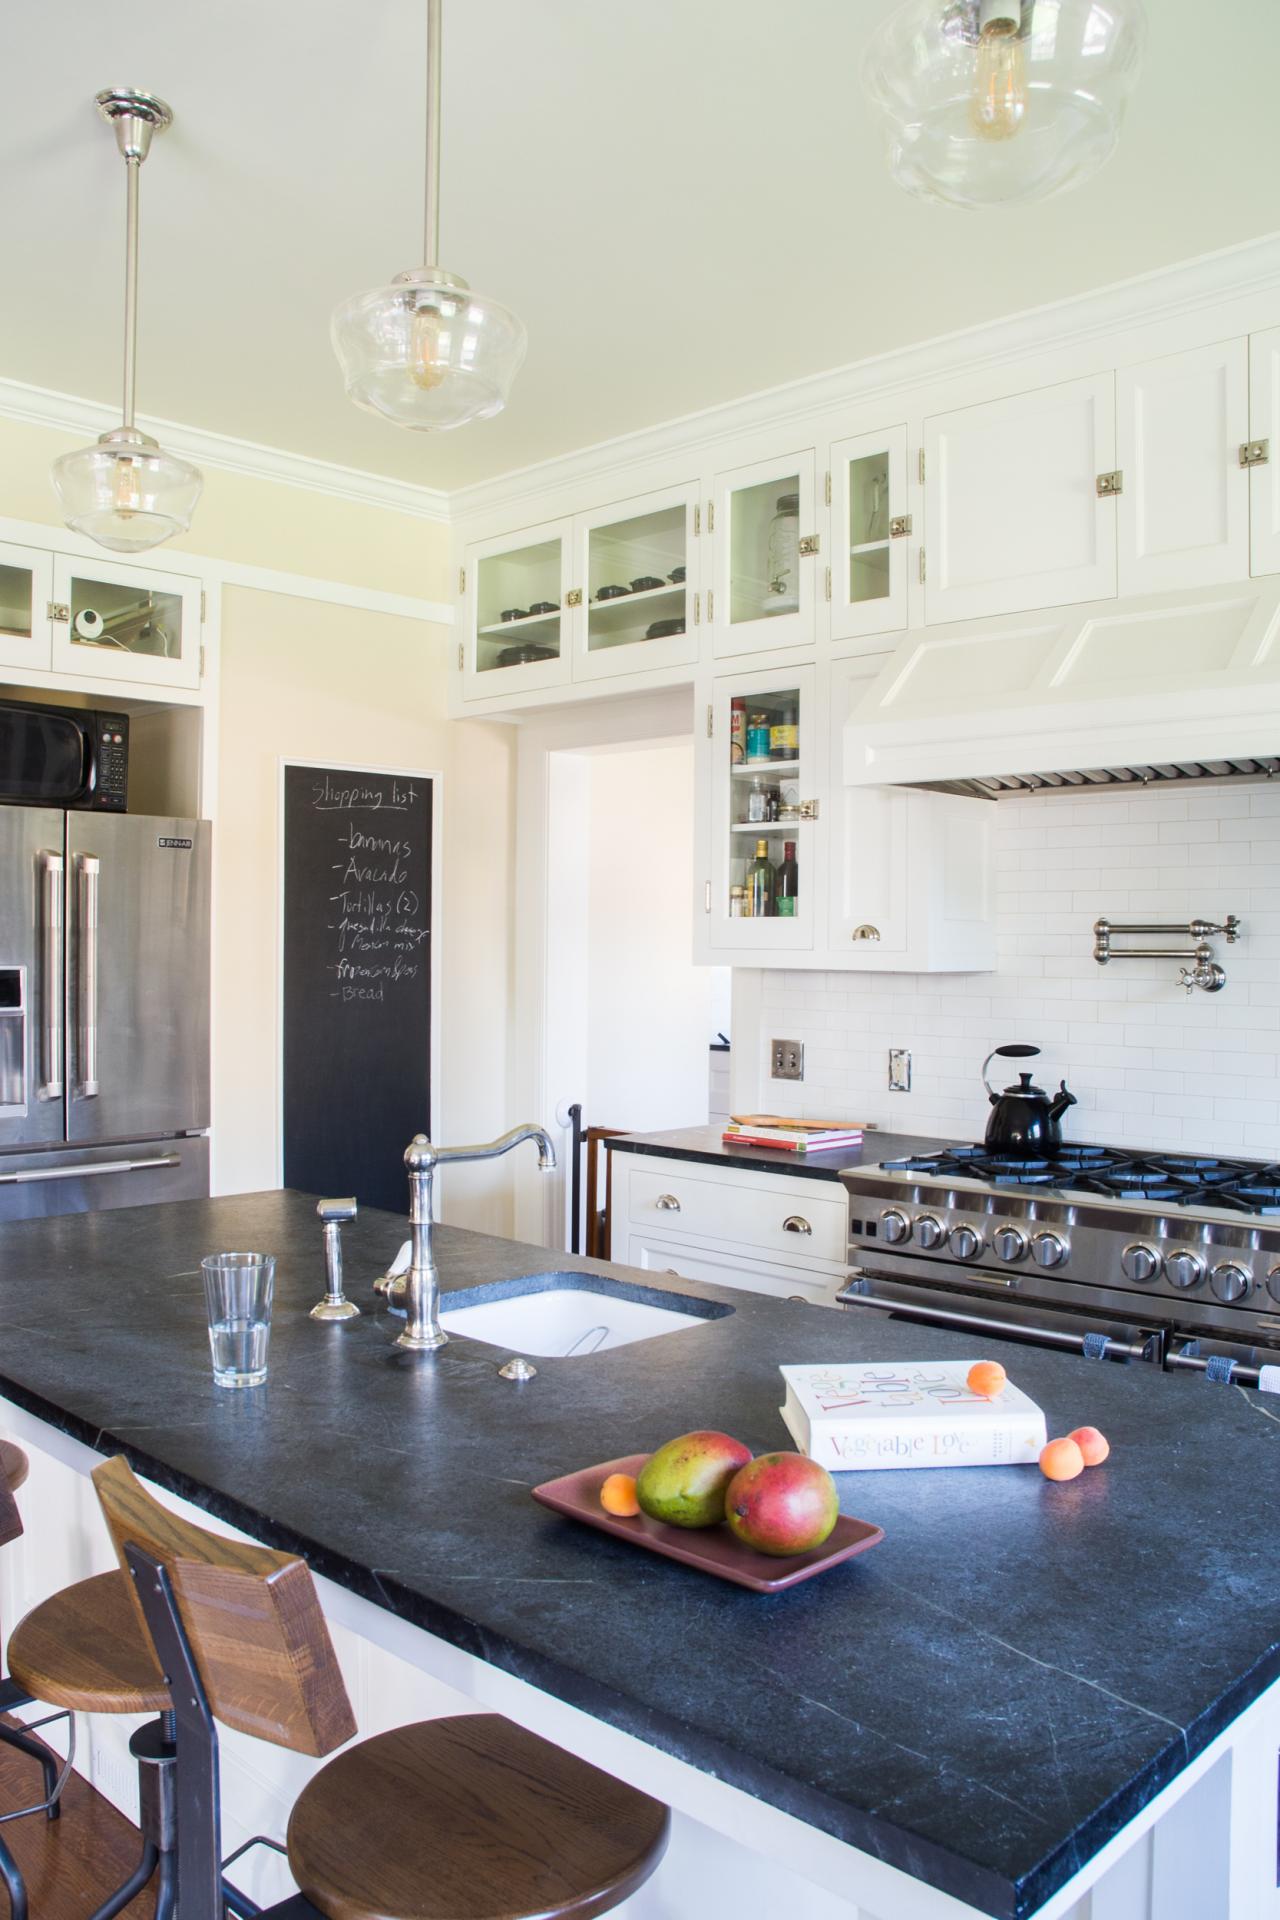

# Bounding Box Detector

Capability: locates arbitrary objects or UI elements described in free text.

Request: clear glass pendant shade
[863,0,1147,209]
[51,431,203,554]
[331,268,527,431]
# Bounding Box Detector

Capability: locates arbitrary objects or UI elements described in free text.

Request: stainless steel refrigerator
[0,808,210,1219]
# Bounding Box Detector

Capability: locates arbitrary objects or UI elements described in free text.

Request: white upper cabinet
[828,426,910,650]
[710,448,818,657]
[1250,327,1280,578]
[0,542,54,675]
[1117,340,1250,595]
[463,518,574,700]
[923,373,1117,624]
[573,484,698,682]
[50,555,203,692]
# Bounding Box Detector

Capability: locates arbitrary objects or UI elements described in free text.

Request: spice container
[729,885,746,918]
[730,698,747,765]
[747,778,768,824]
[746,713,772,762]
[770,705,798,760]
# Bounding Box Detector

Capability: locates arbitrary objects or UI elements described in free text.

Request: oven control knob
[1268,1267,1280,1305]
[1210,1262,1252,1304]
[880,1209,911,1245]
[1166,1249,1205,1291]
[1121,1243,1162,1284]
[914,1214,944,1249]
[948,1223,983,1261]
[992,1225,1027,1263]
[1030,1231,1067,1270]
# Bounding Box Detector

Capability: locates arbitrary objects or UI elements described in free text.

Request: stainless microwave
[0,700,129,811]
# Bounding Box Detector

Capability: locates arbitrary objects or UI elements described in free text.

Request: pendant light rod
[95,89,173,432]
[121,154,141,429]
[423,0,442,269]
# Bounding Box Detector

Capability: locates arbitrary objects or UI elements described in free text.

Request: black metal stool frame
[0,1678,75,1920]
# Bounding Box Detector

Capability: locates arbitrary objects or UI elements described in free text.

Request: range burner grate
[880,1146,1280,1212]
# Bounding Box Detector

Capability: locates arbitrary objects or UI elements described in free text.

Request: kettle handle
[981,1043,1041,1099]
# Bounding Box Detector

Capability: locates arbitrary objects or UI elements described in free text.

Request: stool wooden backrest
[0,1445,23,1551]
[91,1456,356,1758]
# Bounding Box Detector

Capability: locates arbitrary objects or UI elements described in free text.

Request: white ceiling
[6,1,1280,494]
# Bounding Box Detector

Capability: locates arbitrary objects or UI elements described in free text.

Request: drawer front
[625,1161,846,1264]
[626,1233,842,1306]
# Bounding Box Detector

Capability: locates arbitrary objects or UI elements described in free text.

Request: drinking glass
[201,1253,275,1388]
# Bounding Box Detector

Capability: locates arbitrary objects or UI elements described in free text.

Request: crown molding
[0,376,451,524]
[451,231,1280,525]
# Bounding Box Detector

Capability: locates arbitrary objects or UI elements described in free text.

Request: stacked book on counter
[722,1113,866,1154]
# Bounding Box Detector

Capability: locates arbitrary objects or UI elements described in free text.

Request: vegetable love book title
[778,1362,1047,1470]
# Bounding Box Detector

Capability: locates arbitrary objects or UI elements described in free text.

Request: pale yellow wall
[0,414,445,599]
[215,590,515,1235]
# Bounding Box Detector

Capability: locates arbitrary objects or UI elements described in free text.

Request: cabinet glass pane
[847,452,890,607]
[68,572,182,662]
[726,685,802,920]
[587,505,686,654]
[729,476,800,624]
[476,539,561,674]
[0,565,33,643]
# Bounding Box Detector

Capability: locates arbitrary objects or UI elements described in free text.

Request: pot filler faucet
[391,1126,557,1352]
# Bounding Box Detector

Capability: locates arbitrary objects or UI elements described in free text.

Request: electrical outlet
[771,1038,804,1081]
[888,1048,912,1092]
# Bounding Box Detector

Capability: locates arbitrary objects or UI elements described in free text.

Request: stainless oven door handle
[0,1153,181,1187]
[836,1284,1154,1362]
[74,853,99,1098]
[37,850,63,1099]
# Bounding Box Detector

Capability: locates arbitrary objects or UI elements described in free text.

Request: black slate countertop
[606,1123,952,1181]
[1,1192,1277,1919]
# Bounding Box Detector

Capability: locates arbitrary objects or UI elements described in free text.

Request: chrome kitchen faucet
[386,1127,557,1352]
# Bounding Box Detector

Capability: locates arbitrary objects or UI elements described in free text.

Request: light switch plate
[888,1048,912,1092]
[771,1039,804,1081]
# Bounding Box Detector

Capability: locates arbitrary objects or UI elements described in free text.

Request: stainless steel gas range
[839,1145,1280,1391]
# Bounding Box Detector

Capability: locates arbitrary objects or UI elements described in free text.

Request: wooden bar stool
[91,1454,670,1920]
[5,1455,173,1920]
[0,1443,76,1920]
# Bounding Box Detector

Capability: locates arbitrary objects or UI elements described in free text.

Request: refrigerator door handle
[0,1152,181,1186]
[74,853,100,1099]
[37,850,63,1100]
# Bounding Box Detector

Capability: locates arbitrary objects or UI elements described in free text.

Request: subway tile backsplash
[757,785,1280,1157]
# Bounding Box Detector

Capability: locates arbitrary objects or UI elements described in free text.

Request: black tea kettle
[982,1045,1077,1157]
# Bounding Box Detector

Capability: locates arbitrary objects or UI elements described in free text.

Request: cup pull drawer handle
[783,1215,812,1235]
[655,1193,681,1212]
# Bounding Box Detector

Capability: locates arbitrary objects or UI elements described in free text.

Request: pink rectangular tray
[531,1453,884,1593]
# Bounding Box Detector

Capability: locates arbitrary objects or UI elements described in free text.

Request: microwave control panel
[94,713,129,809]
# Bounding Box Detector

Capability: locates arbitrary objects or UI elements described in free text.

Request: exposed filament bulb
[409,306,449,391]
[971,7,1027,142]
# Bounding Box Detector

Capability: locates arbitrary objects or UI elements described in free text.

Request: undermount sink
[438,1272,729,1359]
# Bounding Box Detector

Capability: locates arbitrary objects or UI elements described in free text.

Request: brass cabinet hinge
[798,533,820,557]
[693,503,701,537]
[200,589,207,621]
[824,470,832,507]
[918,549,927,585]
[199,644,206,679]
[457,642,464,671]
[47,602,69,622]
[704,880,712,913]
[707,500,715,534]
[889,514,912,538]
[566,588,583,607]
[824,565,831,602]
[1240,440,1270,468]
[694,592,701,625]
[918,449,926,485]
[706,703,714,739]
[1096,470,1124,497]
[707,586,714,621]
[458,567,466,595]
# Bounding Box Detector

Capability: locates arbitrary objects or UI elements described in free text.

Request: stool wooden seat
[0,1444,28,1496]
[91,1454,670,1920]
[287,1715,670,1920]
[7,1573,169,1717]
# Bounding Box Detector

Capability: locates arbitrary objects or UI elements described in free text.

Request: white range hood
[844,580,1280,792]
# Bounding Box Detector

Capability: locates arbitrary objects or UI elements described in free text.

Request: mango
[636,1430,753,1529]
[725,1453,839,1556]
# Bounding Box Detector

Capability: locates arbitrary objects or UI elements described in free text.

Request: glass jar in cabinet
[49,555,203,691]
[0,542,54,674]
[828,426,911,649]
[710,450,818,657]
[704,665,818,954]
[463,518,573,699]
[572,483,699,683]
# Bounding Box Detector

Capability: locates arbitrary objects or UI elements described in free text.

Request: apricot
[1068,1425,1110,1467]
[1039,1437,1085,1482]
[966,1359,1007,1399]
[599,1472,641,1518]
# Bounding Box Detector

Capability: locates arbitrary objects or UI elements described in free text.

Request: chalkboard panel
[282,764,433,1213]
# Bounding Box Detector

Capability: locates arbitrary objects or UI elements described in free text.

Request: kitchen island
[0,1192,1276,1920]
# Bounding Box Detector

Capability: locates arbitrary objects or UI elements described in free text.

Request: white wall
[742,782,1280,1158]
[584,742,710,1134]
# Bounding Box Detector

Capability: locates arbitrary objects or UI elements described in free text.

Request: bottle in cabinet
[746,838,775,917]
[776,840,799,916]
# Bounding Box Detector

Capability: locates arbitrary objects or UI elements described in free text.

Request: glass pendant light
[331,0,527,430]
[51,90,202,552]
[863,1,1148,210]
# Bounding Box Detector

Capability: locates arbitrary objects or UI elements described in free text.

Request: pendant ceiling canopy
[331,0,527,432]
[50,89,203,552]
[863,0,1148,210]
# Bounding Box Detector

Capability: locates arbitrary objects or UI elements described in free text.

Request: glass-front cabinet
[50,555,203,691]
[711,450,817,657]
[705,664,818,953]
[465,518,573,699]
[573,484,698,681]
[0,542,54,674]
[829,426,910,648]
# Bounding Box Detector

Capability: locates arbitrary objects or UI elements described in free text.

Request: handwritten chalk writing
[311,775,419,813]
